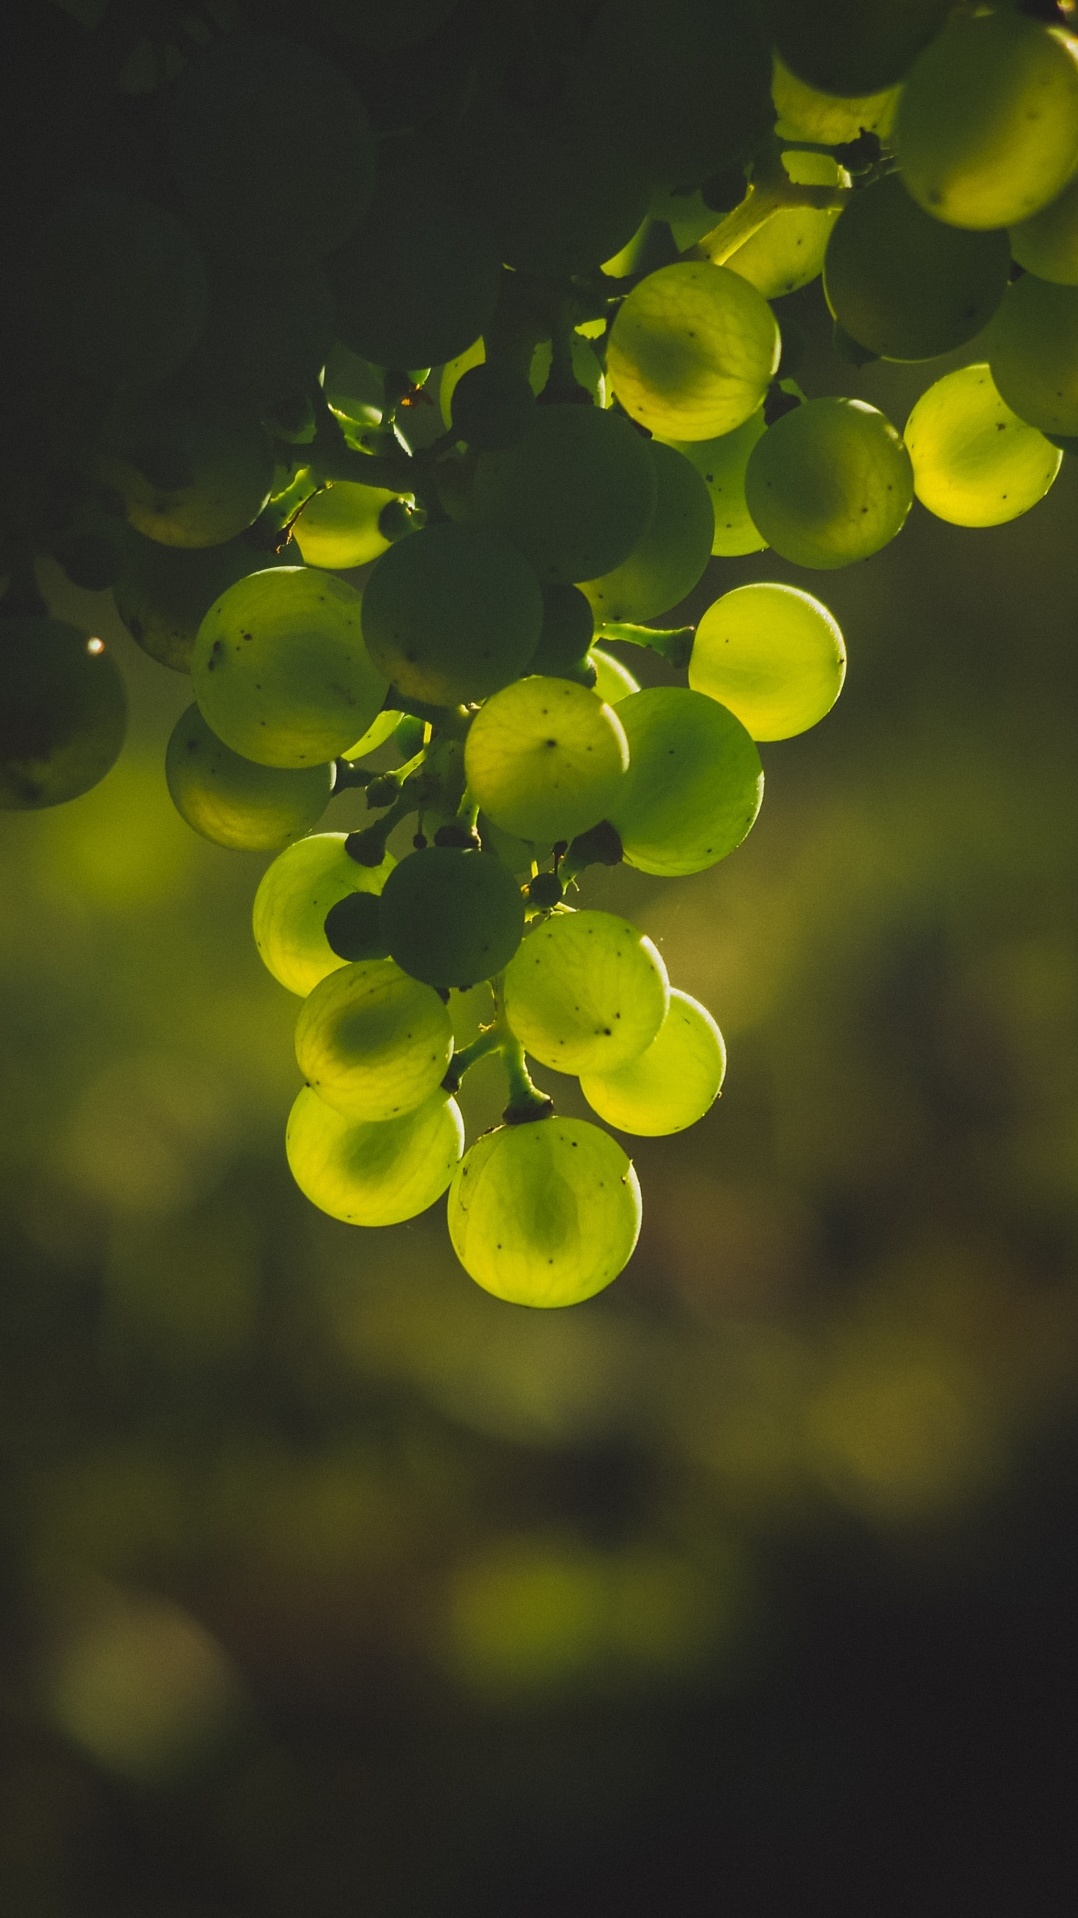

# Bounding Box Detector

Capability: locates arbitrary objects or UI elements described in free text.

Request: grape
[988,274,1078,438]
[467,406,657,587]
[0,620,126,811]
[96,396,274,550]
[464,677,629,845]
[609,687,763,877]
[176,261,336,411]
[380,846,525,989]
[744,398,913,570]
[447,1118,642,1308]
[1011,173,1078,285]
[113,532,290,674]
[823,173,1010,362]
[36,189,208,388]
[170,35,375,266]
[450,363,536,451]
[589,647,640,705]
[665,411,768,558]
[253,833,393,997]
[165,705,331,852]
[503,910,668,1077]
[293,479,403,571]
[724,153,847,301]
[192,567,387,769]
[904,364,1062,529]
[771,55,899,145]
[322,342,385,433]
[530,587,596,680]
[294,958,454,1120]
[342,709,401,761]
[286,1084,463,1226]
[690,583,846,741]
[769,0,951,95]
[895,11,1078,231]
[580,443,713,626]
[607,263,780,442]
[360,523,543,708]
[580,990,726,1137]
[328,152,501,370]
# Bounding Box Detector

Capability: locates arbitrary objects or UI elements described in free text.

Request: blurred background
[3,286,1078,1915]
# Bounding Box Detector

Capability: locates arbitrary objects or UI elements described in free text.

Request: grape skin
[690,584,846,742]
[665,412,768,558]
[503,910,669,1077]
[580,990,727,1138]
[286,1084,464,1226]
[253,833,394,998]
[165,706,332,851]
[294,479,400,571]
[464,677,629,847]
[380,846,525,990]
[744,398,913,570]
[580,442,714,626]
[607,262,780,442]
[988,274,1078,439]
[610,687,763,878]
[0,621,127,812]
[295,958,454,1121]
[904,365,1062,529]
[447,1119,642,1309]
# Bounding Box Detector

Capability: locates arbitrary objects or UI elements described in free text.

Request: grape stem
[690,142,850,266]
[597,621,694,669]
[442,983,554,1123]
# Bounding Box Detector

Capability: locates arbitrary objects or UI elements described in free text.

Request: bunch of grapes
[4,0,1078,1305]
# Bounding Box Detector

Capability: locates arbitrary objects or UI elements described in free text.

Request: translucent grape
[380,846,525,989]
[580,990,726,1137]
[192,568,386,769]
[293,479,402,571]
[580,442,713,625]
[607,263,780,441]
[37,189,208,388]
[360,523,543,707]
[0,621,126,811]
[114,532,290,674]
[771,56,899,145]
[589,647,640,704]
[988,275,1078,438]
[610,687,763,877]
[823,173,1010,361]
[464,678,629,845]
[895,11,1078,230]
[769,0,951,96]
[286,1084,463,1226]
[724,153,847,301]
[665,411,768,558]
[690,584,846,741]
[904,364,1062,529]
[342,709,401,761]
[295,958,453,1120]
[447,1118,642,1309]
[503,910,668,1077]
[468,406,657,587]
[744,398,913,570]
[165,705,331,851]
[1011,174,1078,285]
[96,397,273,550]
[253,833,393,997]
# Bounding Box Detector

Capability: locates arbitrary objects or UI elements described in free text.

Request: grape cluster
[4,0,1078,1305]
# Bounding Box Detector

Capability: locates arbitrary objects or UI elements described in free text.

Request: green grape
[440,336,604,431]
[580,442,713,626]
[0,620,127,811]
[580,989,726,1137]
[1011,173,1078,284]
[894,11,1078,230]
[904,363,1062,528]
[744,398,913,570]
[329,152,502,370]
[588,647,640,705]
[286,1083,463,1226]
[609,687,763,876]
[293,479,403,571]
[988,274,1078,437]
[342,708,401,760]
[769,0,953,96]
[294,957,453,1120]
[322,342,385,432]
[176,261,335,410]
[170,34,375,266]
[477,816,551,878]
[37,189,208,388]
[464,677,629,845]
[253,832,393,997]
[165,705,331,851]
[690,583,846,741]
[360,523,543,707]
[113,531,290,674]
[450,363,536,451]
[607,263,780,442]
[724,153,847,301]
[823,173,1010,362]
[323,891,389,963]
[380,846,525,989]
[771,54,899,144]
[503,909,668,1077]
[96,396,274,550]
[192,567,386,768]
[468,406,657,587]
[447,1118,642,1309]
[530,586,596,680]
[665,411,768,558]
